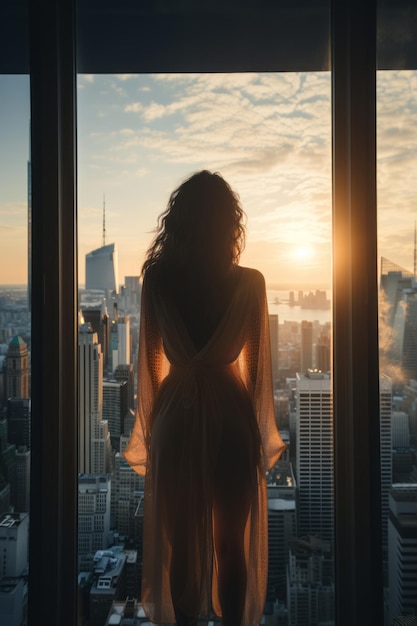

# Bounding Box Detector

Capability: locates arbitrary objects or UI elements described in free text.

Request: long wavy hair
[142,170,246,276]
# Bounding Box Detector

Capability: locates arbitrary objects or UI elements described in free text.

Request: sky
[1,71,417,289]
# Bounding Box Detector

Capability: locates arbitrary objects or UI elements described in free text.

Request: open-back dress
[123,265,286,626]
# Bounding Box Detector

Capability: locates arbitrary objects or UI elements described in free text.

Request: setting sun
[292,245,315,261]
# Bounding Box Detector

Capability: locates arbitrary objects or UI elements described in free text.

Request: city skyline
[2,71,417,287]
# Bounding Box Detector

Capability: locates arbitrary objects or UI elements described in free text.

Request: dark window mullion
[28,0,78,624]
[332,0,382,624]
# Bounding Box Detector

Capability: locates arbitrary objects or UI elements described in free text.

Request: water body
[267,290,331,325]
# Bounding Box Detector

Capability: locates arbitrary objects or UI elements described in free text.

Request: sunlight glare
[292,245,315,261]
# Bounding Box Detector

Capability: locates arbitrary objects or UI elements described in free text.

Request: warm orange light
[292,245,315,261]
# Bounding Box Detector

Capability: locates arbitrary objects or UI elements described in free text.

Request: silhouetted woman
[124,171,286,626]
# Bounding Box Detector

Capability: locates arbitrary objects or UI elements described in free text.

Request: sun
[292,245,315,261]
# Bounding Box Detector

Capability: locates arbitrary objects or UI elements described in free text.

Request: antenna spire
[102,193,106,247]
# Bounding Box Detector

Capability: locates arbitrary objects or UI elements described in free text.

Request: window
[5,1,416,625]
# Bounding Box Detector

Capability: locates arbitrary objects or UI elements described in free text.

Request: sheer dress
[124,265,286,626]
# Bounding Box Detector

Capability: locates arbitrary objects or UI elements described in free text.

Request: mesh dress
[123,265,286,626]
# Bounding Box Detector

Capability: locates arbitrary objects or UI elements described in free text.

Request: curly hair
[142,170,246,276]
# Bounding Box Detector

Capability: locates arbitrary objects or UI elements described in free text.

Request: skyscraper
[83,300,110,368]
[380,375,393,561]
[103,379,128,451]
[6,398,30,449]
[296,370,333,542]
[300,321,313,374]
[6,336,29,400]
[287,536,334,626]
[85,242,119,293]
[388,486,417,623]
[78,474,111,572]
[78,323,105,473]
[269,314,279,387]
[380,257,417,381]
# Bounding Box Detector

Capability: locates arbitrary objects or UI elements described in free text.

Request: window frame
[22,0,385,624]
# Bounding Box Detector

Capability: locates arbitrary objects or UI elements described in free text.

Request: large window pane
[77,72,333,625]
[377,69,417,624]
[0,74,31,626]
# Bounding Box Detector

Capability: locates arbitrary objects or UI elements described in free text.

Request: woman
[124,170,286,626]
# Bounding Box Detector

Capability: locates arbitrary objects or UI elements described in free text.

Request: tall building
[269,314,279,387]
[103,379,128,451]
[388,486,417,623]
[14,447,30,512]
[267,462,296,602]
[392,411,410,448]
[296,371,333,542]
[115,363,135,410]
[315,332,330,373]
[0,419,16,511]
[380,257,417,381]
[78,322,111,474]
[89,550,128,626]
[0,513,29,626]
[380,375,393,561]
[85,243,119,293]
[286,536,334,626]
[78,474,111,572]
[117,316,131,366]
[83,301,110,368]
[7,398,30,449]
[6,336,29,400]
[111,446,144,538]
[300,321,313,374]
[0,512,29,577]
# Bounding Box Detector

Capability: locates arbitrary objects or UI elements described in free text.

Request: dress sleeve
[123,271,169,475]
[241,270,287,471]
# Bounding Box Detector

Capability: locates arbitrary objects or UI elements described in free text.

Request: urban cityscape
[1,241,417,625]
[2,70,417,626]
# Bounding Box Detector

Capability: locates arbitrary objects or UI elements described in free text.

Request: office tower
[266,462,296,601]
[380,257,417,381]
[111,447,144,537]
[7,398,30,448]
[6,336,29,399]
[14,447,30,512]
[0,513,29,626]
[0,419,16,510]
[78,474,111,572]
[296,371,333,542]
[117,315,131,366]
[85,242,119,293]
[120,276,141,313]
[269,314,279,387]
[0,484,10,516]
[392,411,410,448]
[388,486,417,623]
[89,550,128,626]
[115,363,134,410]
[0,512,29,577]
[380,257,415,326]
[83,300,110,368]
[103,379,128,451]
[78,322,111,474]
[13,446,30,512]
[289,291,295,307]
[287,536,334,626]
[300,321,313,373]
[380,375,393,563]
[315,332,330,372]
